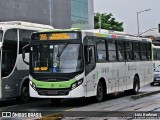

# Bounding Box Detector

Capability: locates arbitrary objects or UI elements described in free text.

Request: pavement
[131,84,160,99]
[36,84,160,120]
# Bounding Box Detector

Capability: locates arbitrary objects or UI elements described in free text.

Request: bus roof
[152,44,160,49]
[0,21,54,31]
[36,29,151,42]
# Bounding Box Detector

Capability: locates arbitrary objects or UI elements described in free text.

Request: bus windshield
[31,43,83,73]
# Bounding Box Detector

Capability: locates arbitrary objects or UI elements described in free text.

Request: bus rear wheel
[131,76,140,95]
[95,81,104,102]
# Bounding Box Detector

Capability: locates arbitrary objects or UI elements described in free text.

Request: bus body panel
[85,68,97,97]
[92,61,153,96]
[2,70,28,98]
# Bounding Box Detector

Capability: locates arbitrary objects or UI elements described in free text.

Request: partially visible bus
[23,29,153,103]
[152,44,160,68]
[0,21,54,102]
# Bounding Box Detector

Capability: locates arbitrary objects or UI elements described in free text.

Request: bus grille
[36,88,71,96]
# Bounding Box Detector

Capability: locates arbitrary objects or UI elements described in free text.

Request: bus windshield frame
[29,31,84,78]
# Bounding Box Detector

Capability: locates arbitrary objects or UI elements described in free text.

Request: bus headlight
[29,81,36,90]
[71,79,83,90]
[77,79,83,86]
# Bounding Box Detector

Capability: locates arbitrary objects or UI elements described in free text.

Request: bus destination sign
[39,33,78,41]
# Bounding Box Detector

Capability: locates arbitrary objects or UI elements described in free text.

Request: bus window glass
[126,41,134,60]
[108,40,117,61]
[133,42,140,60]
[140,43,147,60]
[147,43,151,60]
[157,49,160,60]
[2,29,17,77]
[31,45,52,72]
[19,30,35,54]
[153,48,157,60]
[96,39,106,62]
[117,41,125,60]
[19,30,34,42]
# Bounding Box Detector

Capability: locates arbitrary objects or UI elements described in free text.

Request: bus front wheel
[17,83,30,103]
[150,82,154,86]
[95,81,104,102]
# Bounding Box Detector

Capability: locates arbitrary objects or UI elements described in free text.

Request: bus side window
[2,50,12,77]
[126,41,134,61]
[133,42,140,60]
[108,40,117,61]
[2,29,17,77]
[96,39,106,62]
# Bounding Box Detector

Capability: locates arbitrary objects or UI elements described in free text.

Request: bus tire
[131,76,139,95]
[95,81,104,102]
[50,99,62,104]
[18,82,30,103]
[150,82,154,86]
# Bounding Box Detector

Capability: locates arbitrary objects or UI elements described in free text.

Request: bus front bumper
[29,85,85,98]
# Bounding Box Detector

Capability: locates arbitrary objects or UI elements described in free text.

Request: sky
[94,0,160,35]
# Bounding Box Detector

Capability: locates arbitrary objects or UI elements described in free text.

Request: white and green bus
[23,29,153,103]
[0,21,54,102]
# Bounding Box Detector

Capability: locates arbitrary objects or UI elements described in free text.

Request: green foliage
[94,13,124,31]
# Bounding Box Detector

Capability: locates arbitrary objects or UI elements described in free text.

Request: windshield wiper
[57,42,69,57]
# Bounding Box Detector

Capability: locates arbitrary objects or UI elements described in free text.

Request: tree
[94,13,124,31]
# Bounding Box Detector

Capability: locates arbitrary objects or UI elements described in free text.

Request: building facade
[0,0,94,29]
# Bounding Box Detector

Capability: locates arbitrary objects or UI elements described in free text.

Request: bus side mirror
[22,44,29,65]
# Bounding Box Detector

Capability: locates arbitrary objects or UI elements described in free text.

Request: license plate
[48,91,57,95]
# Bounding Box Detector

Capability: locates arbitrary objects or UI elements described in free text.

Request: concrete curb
[131,90,160,99]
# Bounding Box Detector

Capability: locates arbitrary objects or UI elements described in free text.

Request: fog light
[30,81,36,90]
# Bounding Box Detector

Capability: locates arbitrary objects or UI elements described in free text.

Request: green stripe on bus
[94,33,106,37]
[32,79,76,89]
